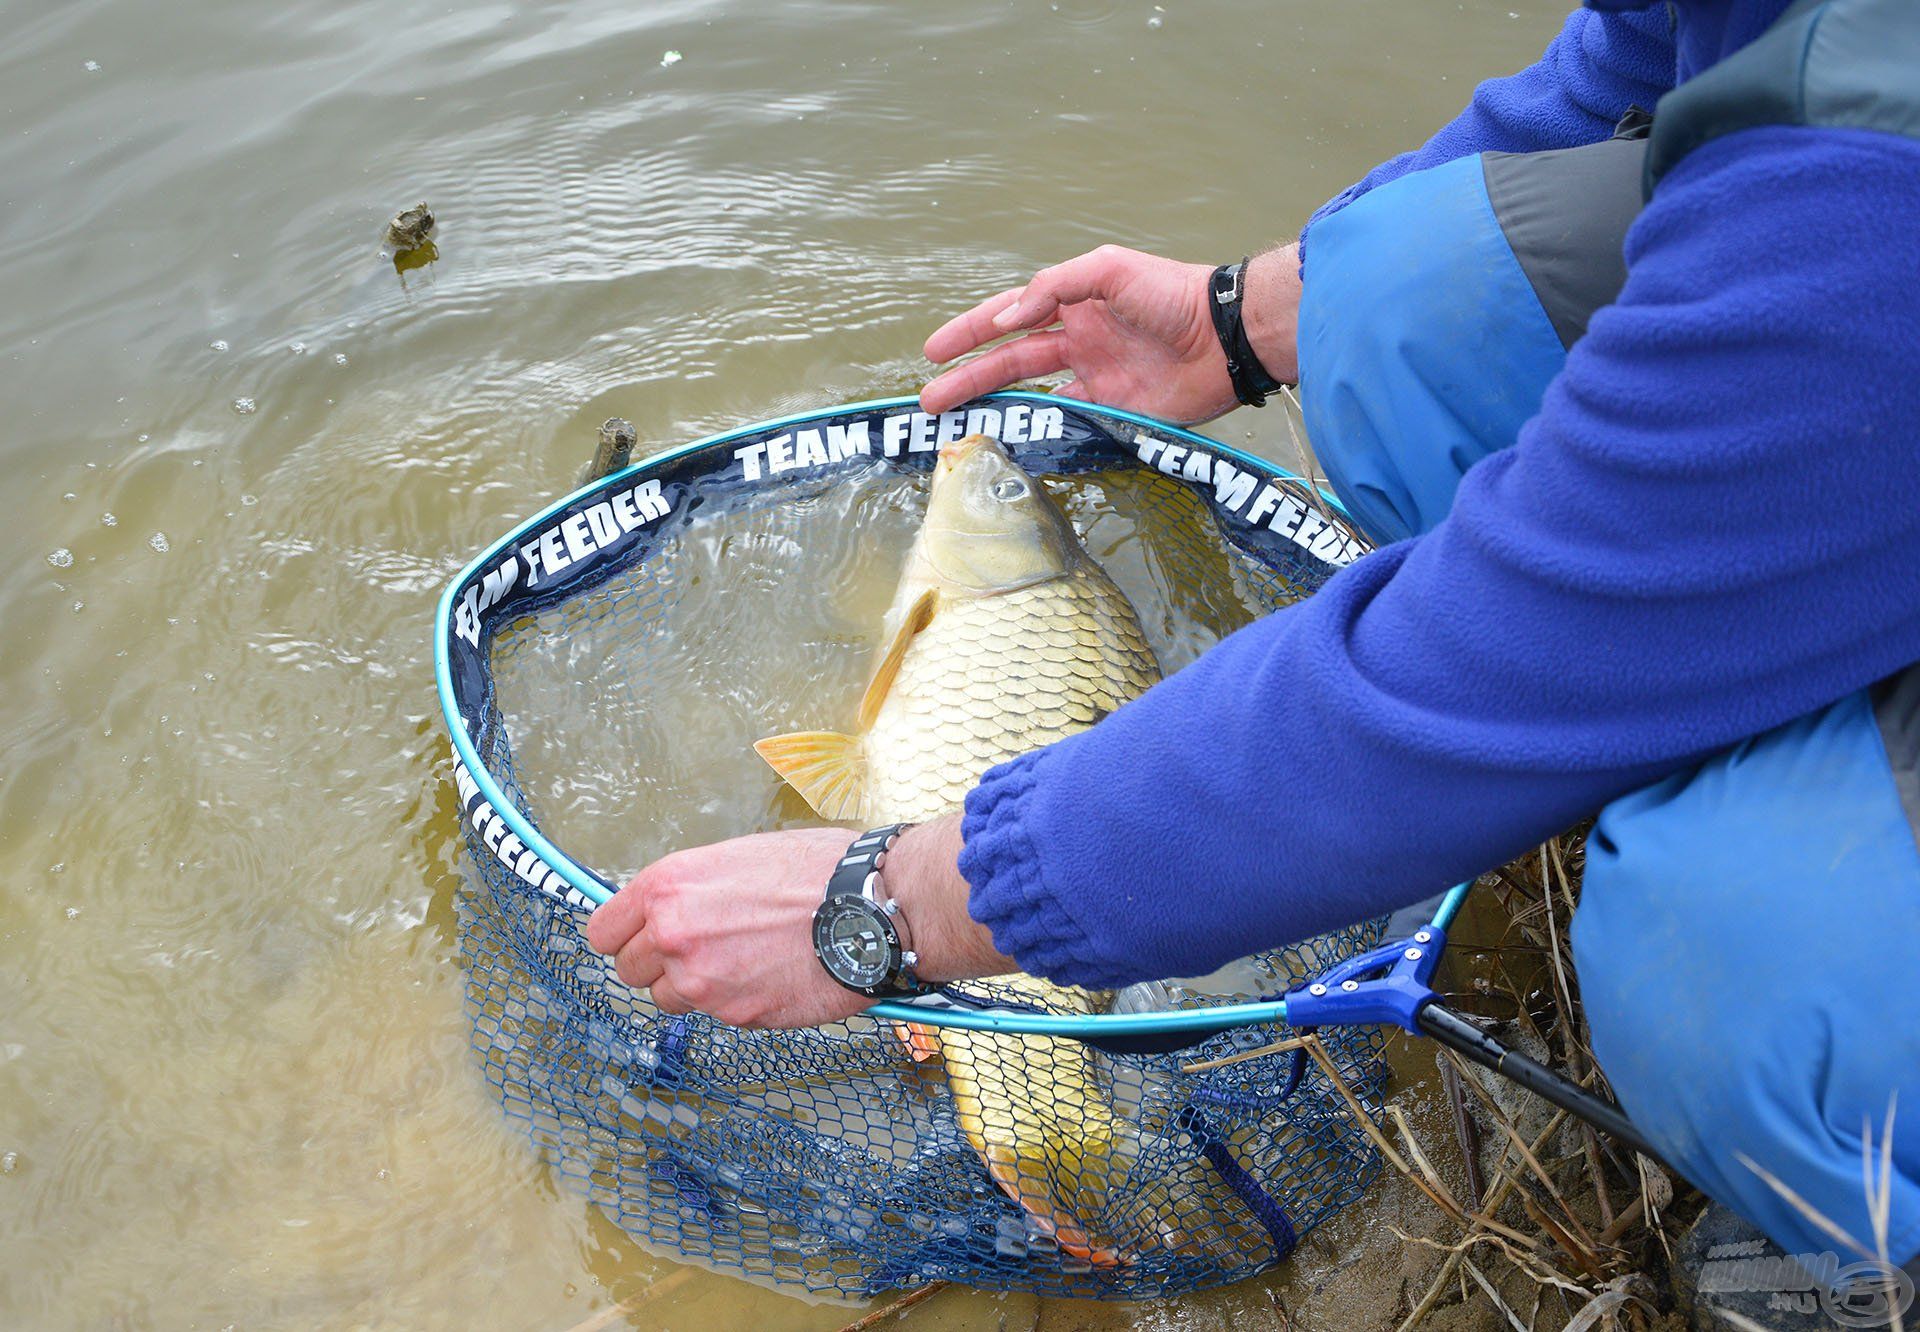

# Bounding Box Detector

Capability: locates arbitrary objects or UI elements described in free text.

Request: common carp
[755,434,1161,1265]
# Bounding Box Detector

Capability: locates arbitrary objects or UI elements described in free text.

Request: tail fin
[753,730,866,820]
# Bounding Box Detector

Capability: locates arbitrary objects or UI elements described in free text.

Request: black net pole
[1414,1003,1663,1164]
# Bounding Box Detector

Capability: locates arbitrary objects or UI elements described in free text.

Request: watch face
[814,898,895,989]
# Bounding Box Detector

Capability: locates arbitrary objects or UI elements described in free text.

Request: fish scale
[861,569,1157,825]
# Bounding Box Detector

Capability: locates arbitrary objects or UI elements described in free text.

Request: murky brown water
[3,2,1564,1328]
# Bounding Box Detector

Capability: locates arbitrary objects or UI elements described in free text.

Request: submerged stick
[834,1281,950,1332]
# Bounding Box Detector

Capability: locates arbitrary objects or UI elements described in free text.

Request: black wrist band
[1208,259,1287,408]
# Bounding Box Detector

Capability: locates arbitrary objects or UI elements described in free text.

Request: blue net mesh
[443,398,1389,1299]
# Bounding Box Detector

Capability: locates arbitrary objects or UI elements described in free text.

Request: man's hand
[584,816,1014,1028]
[920,243,1302,424]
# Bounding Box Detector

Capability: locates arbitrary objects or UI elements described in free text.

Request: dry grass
[1372,830,1701,1332]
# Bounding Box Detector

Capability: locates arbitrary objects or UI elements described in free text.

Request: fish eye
[990,477,1029,502]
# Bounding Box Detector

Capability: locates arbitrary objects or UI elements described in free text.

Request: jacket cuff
[957,750,1121,988]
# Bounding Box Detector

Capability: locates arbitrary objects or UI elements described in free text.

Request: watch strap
[1208,259,1287,408]
[819,823,928,998]
[826,822,913,900]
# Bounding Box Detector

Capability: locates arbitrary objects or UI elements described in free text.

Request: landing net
[437,394,1389,1299]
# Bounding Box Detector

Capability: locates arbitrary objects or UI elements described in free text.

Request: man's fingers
[920,330,1071,415]
[993,246,1133,334]
[585,874,649,955]
[648,976,694,1016]
[1054,379,1090,401]
[923,287,1025,365]
[613,932,665,992]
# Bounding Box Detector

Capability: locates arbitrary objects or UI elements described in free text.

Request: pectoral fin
[894,1021,942,1064]
[753,730,867,820]
[856,588,938,730]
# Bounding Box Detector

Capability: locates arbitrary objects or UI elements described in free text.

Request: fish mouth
[936,433,997,468]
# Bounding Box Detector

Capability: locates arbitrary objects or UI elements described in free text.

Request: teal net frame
[434,393,1491,1299]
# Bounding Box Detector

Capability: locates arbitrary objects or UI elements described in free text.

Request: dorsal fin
[752,730,866,820]
[856,588,938,730]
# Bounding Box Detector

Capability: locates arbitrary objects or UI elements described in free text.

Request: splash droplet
[289,341,308,355]
[65,907,80,920]
[232,397,256,415]
[1,1152,17,1174]
[332,353,349,367]
[83,60,101,72]
[209,339,229,352]
[148,532,170,553]
[100,512,117,527]
[47,549,73,568]
[661,49,683,66]
[240,493,258,507]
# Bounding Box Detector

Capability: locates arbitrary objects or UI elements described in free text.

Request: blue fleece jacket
[958,0,1920,988]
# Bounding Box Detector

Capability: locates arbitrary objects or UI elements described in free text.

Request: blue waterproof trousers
[1296,148,1920,1267]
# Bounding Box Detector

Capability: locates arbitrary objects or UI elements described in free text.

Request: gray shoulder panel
[1874,664,1920,855]
[1648,0,1920,193]
[1482,138,1646,350]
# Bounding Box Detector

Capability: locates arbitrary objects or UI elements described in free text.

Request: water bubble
[100,512,117,527]
[47,549,73,568]
[148,532,170,553]
[83,60,101,73]
[62,493,76,502]
[661,49,683,66]
[209,339,229,352]
[136,433,150,443]
[240,493,258,507]
[65,907,80,920]
[332,353,349,366]
[289,341,308,355]
[49,863,64,875]
[1,1152,16,1173]
[1147,12,1163,29]
[232,397,257,415]
[72,602,84,613]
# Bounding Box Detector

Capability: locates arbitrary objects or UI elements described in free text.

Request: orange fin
[984,1158,1128,1268]
[856,588,938,730]
[752,730,866,820]
[893,1021,942,1063]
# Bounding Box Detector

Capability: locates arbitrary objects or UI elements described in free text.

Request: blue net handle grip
[1280,927,1446,1035]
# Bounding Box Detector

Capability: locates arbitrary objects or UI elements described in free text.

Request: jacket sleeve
[962,125,1920,988]
[1305,5,1674,239]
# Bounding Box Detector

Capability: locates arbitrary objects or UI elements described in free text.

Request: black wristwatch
[1208,258,1288,408]
[812,824,930,999]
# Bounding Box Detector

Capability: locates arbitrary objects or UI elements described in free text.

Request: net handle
[866,880,1473,1038]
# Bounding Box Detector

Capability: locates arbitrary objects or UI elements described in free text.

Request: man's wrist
[882,815,1015,984]
[1241,243,1302,386]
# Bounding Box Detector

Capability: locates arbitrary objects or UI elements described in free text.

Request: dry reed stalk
[1388,831,1696,1332]
[1302,1034,1542,1250]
